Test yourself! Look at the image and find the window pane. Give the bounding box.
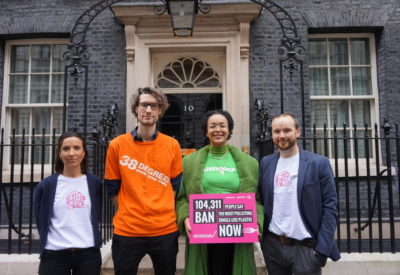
[331,130,352,158]
[329,100,349,126]
[9,75,28,103]
[309,39,327,65]
[351,38,370,65]
[331,67,350,95]
[10,46,29,73]
[351,100,371,127]
[310,68,328,95]
[183,58,193,80]
[30,75,49,103]
[352,68,372,95]
[158,78,179,88]
[311,101,328,127]
[354,130,373,158]
[197,78,219,88]
[51,74,63,103]
[11,108,30,134]
[329,39,348,65]
[196,68,214,83]
[11,137,29,165]
[31,45,50,73]
[172,61,184,81]
[163,68,181,84]
[52,44,67,72]
[311,129,329,157]
[33,137,50,164]
[32,108,50,134]
[53,108,63,134]
[193,60,205,79]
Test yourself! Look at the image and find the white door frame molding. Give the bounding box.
[111,2,261,150]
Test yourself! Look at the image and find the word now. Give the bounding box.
[218,224,243,237]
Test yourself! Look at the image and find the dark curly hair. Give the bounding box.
[55,132,88,174]
[202,110,234,141]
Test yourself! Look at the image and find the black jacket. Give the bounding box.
[34,173,102,257]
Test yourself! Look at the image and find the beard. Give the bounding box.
[274,138,297,151]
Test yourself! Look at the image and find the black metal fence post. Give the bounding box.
[396,123,400,230]
[333,124,341,251]
[343,123,351,252]
[17,129,26,253]
[8,129,15,254]
[28,129,36,254]
[364,124,373,252]
[354,124,362,252]
[383,118,395,252]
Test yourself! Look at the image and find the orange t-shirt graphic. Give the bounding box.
[105,132,182,237]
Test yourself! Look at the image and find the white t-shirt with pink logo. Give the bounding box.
[269,153,312,240]
[45,175,94,250]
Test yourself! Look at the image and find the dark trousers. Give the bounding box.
[112,231,179,275]
[207,243,235,275]
[261,234,322,275]
[38,247,101,275]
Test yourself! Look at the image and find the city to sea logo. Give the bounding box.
[119,155,170,187]
[66,191,88,209]
[275,171,292,187]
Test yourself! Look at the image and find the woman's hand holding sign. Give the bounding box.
[184,217,191,237]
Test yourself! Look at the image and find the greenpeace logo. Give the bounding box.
[119,155,169,186]
[203,167,236,175]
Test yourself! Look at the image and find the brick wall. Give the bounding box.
[65,7,127,135]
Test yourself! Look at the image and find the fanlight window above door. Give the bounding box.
[156,57,221,89]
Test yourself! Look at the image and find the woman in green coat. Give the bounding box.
[176,110,264,275]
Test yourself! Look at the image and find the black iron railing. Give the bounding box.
[257,117,400,253]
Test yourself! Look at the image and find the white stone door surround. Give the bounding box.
[111,1,261,150]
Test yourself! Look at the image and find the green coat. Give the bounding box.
[176,145,264,275]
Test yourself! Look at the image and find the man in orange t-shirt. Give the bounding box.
[104,87,182,275]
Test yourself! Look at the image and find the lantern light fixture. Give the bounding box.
[155,0,211,37]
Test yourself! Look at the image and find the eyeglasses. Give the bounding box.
[138,102,160,110]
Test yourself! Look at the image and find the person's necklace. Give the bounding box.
[209,152,228,160]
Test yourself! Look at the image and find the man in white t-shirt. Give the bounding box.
[259,113,340,275]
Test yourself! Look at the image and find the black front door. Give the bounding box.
[159,93,222,149]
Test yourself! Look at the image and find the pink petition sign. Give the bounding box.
[189,193,258,244]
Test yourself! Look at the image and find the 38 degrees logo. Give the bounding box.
[119,155,170,187]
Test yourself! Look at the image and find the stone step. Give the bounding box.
[101,237,266,275]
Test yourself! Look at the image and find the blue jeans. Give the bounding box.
[38,247,101,275]
[112,231,179,275]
